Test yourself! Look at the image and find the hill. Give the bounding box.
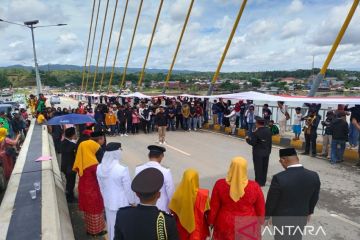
[0,65,359,90]
[0,64,196,74]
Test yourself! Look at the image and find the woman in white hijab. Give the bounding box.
[96,142,135,240]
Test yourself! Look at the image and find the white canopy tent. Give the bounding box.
[67,91,360,105]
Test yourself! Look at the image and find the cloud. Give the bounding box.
[0,7,8,31]
[55,33,83,54]
[248,19,276,37]
[308,3,360,46]
[281,18,304,39]
[9,49,33,61]
[6,0,68,24]
[1,0,360,71]
[287,0,304,13]
[9,40,24,48]
[214,15,232,30]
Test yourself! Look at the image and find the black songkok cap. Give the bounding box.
[64,127,76,137]
[148,145,166,154]
[131,168,164,194]
[279,148,297,157]
[255,116,265,125]
[106,142,121,151]
[91,131,105,138]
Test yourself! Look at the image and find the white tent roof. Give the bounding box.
[69,91,360,104]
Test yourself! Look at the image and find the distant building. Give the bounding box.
[125,81,132,88]
[279,77,297,85]
[156,81,181,89]
[330,80,345,87]
[348,76,358,81]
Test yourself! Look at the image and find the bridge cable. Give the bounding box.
[308,0,360,97]
[99,0,119,92]
[108,0,130,93]
[85,0,102,92]
[91,0,111,92]
[137,0,164,88]
[207,0,248,95]
[162,0,194,94]
[81,0,96,91]
[120,0,144,90]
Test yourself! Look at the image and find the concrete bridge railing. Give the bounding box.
[0,120,74,240]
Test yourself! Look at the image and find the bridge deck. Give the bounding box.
[67,130,360,239]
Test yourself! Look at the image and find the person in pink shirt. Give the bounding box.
[131,108,141,134]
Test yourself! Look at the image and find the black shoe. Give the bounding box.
[87,230,107,237]
[301,152,309,155]
[355,162,360,167]
[66,195,78,203]
[311,154,317,157]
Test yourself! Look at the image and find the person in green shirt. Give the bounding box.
[269,120,280,135]
[0,112,10,133]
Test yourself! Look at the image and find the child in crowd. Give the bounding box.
[105,108,117,136]
[131,108,141,134]
[37,111,46,125]
[293,107,303,140]
[269,120,279,135]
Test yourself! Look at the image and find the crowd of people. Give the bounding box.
[1,92,359,240]
[63,125,320,240]
[0,105,30,188]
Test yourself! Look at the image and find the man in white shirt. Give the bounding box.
[134,145,175,212]
[277,101,288,135]
[97,142,135,240]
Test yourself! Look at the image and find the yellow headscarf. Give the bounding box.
[226,157,249,202]
[169,169,210,233]
[0,128,8,142]
[73,140,101,176]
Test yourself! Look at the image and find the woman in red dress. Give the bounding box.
[169,169,210,240]
[0,128,20,181]
[208,157,265,240]
[73,138,106,236]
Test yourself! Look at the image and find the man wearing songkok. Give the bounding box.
[114,168,179,240]
[90,131,105,162]
[135,145,175,212]
[97,142,135,240]
[245,116,272,186]
[266,148,321,240]
[60,127,77,202]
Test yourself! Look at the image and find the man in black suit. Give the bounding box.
[114,168,179,240]
[61,127,77,202]
[246,116,272,186]
[265,148,321,240]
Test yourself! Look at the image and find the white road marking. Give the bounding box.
[165,143,191,156]
[330,214,360,228]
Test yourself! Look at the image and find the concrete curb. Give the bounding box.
[203,123,359,163]
[41,126,75,240]
[0,121,75,240]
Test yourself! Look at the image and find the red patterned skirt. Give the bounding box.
[84,212,106,235]
[0,151,14,181]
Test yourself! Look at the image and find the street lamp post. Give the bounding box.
[0,19,66,95]
[24,21,42,94]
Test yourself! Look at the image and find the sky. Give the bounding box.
[0,0,359,72]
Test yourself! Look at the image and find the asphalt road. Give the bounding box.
[59,97,360,240]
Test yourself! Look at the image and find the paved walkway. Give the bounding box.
[59,97,360,239]
[68,130,360,239]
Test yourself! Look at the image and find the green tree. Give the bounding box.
[250,79,261,87]
[0,72,11,88]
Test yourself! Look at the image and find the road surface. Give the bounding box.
[59,97,360,240]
